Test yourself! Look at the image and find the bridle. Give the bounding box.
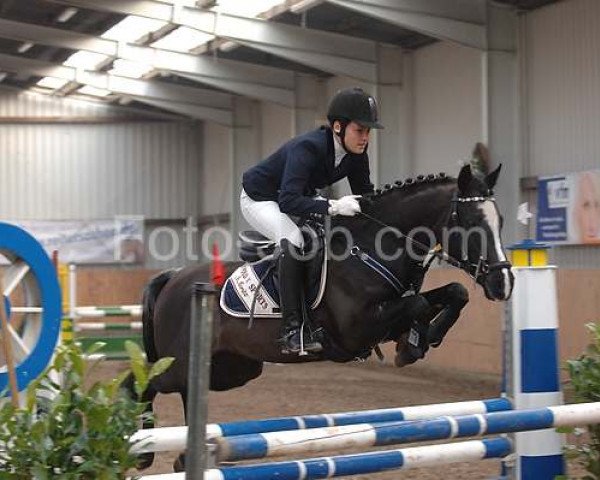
[357,191,511,285]
[448,193,512,283]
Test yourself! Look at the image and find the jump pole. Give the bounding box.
[208,402,600,463]
[136,437,513,480]
[130,397,512,455]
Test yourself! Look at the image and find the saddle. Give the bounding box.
[220,223,327,319]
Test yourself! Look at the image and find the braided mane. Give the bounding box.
[367,172,455,200]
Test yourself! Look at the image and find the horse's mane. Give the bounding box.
[366,172,456,201]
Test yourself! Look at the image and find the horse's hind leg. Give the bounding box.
[171,352,263,472]
[172,389,188,473]
[421,282,469,348]
[210,351,264,391]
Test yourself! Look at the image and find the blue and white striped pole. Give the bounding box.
[213,403,600,462]
[135,437,513,480]
[210,397,511,438]
[130,397,512,454]
[507,241,564,478]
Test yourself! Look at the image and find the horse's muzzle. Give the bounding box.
[483,266,514,301]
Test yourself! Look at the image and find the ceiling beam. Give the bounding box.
[173,72,293,108]
[0,53,233,124]
[129,96,232,124]
[0,83,186,121]
[0,18,295,106]
[326,0,487,50]
[0,17,117,55]
[50,0,378,82]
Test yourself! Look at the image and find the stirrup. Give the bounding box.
[279,327,322,355]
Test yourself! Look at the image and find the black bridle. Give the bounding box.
[448,193,512,283]
[358,192,511,285]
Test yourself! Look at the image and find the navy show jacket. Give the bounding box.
[242,126,374,216]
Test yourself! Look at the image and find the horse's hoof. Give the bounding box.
[394,350,418,367]
[135,453,155,470]
[394,334,423,367]
[173,453,185,472]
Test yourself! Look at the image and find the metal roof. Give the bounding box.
[0,0,560,119]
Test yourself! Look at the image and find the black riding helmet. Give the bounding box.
[327,87,384,130]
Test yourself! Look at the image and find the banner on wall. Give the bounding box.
[536,170,600,245]
[3,217,145,264]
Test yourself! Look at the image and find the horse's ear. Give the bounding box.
[485,163,502,190]
[457,164,473,193]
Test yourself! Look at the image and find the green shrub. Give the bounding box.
[559,322,600,479]
[0,341,173,479]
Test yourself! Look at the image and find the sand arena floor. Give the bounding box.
[94,359,512,479]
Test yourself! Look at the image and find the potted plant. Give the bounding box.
[0,341,173,479]
[558,322,600,479]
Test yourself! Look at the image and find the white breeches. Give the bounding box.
[240,189,304,248]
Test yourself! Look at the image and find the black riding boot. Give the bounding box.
[278,239,322,355]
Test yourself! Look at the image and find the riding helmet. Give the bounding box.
[327,87,384,129]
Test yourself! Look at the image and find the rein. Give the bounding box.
[356,192,510,284]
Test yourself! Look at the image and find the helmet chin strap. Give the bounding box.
[334,121,350,153]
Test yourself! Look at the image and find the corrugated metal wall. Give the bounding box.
[412,41,483,176]
[524,0,600,177]
[0,89,202,220]
[524,0,600,267]
[202,122,232,216]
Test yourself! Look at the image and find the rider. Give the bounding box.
[240,87,384,354]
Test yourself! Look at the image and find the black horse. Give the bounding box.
[130,164,514,470]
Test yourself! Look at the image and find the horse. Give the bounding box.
[129,164,514,470]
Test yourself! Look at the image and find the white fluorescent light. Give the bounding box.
[78,85,112,97]
[214,0,284,17]
[17,42,34,53]
[290,0,323,14]
[64,51,109,70]
[151,26,214,52]
[109,59,154,79]
[0,72,7,82]
[56,7,78,23]
[37,77,69,89]
[102,15,168,43]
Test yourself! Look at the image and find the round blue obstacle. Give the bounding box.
[0,222,61,394]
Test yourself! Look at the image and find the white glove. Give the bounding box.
[328,195,362,216]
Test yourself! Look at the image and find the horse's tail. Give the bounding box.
[142,269,177,363]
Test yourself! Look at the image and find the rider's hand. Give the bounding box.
[328,195,362,216]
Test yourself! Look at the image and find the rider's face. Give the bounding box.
[335,121,371,154]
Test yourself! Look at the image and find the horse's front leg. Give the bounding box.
[421,282,469,348]
[375,295,437,367]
